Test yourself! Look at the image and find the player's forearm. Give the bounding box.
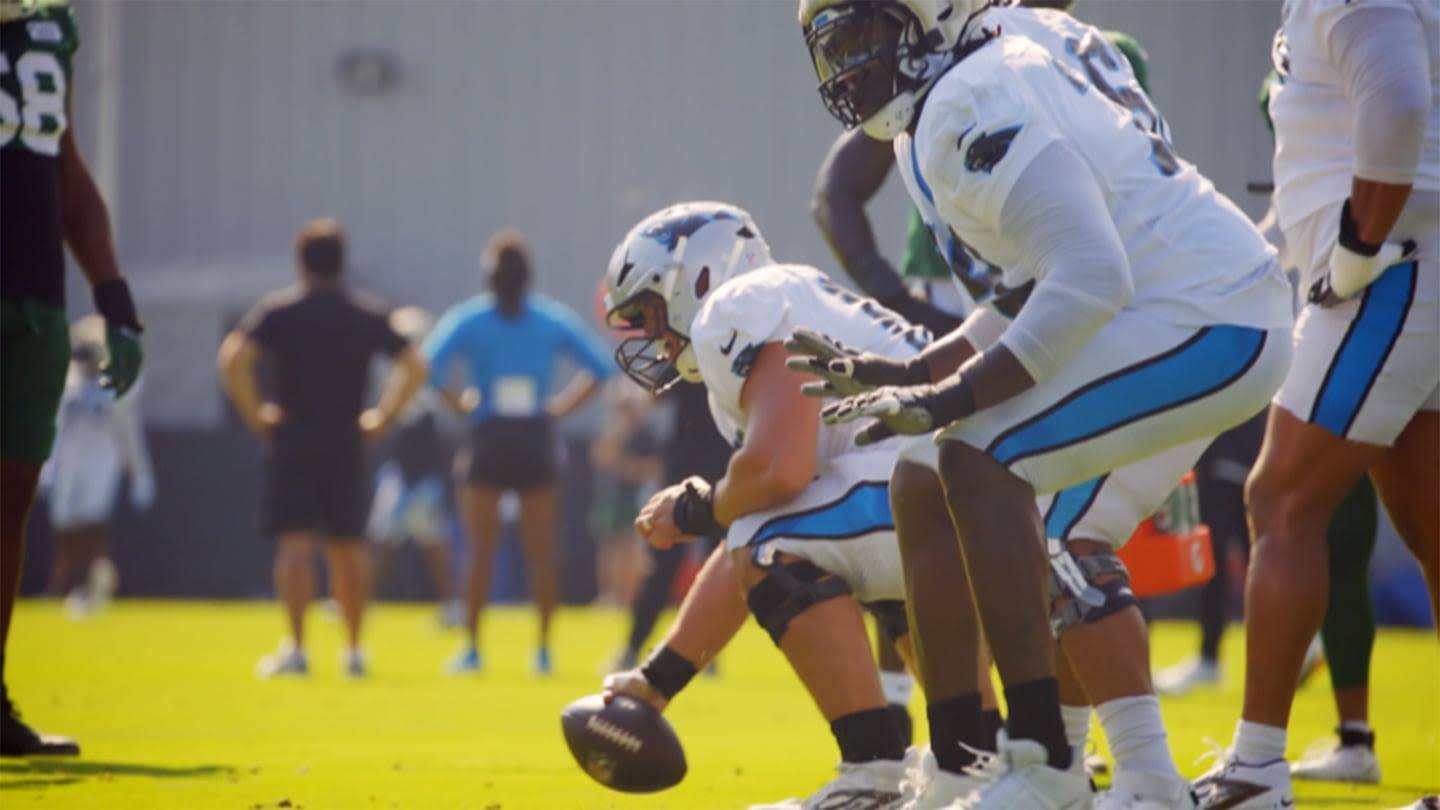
[1349,179,1415,247]
[917,327,981,381]
[59,131,122,287]
[217,334,265,432]
[711,445,810,526]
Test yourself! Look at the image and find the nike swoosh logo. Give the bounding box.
[719,331,738,356]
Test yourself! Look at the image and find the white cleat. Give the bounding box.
[747,758,906,810]
[1192,750,1292,810]
[963,733,1093,810]
[1153,657,1221,697]
[1290,736,1380,784]
[255,643,309,679]
[1095,770,1196,810]
[897,744,998,810]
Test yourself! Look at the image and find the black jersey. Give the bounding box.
[0,3,79,306]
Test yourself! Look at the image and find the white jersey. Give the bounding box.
[1270,0,1440,232]
[688,263,928,469]
[48,370,137,478]
[896,10,1292,332]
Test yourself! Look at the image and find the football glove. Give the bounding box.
[821,375,977,447]
[1308,199,1418,307]
[93,279,144,397]
[671,476,725,538]
[784,327,929,399]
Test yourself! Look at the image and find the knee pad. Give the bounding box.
[862,599,910,644]
[1048,544,1137,638]
[745,557,852,645]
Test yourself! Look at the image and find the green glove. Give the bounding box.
[93,278,144,398]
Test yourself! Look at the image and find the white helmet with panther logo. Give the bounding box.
[799,0,993,140]
[603,201,773,393]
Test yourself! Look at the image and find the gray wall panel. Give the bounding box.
[65,0,1282,427]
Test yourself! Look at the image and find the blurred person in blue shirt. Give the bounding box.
[425,229,613,676]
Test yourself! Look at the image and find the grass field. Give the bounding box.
[0,599,1435,810]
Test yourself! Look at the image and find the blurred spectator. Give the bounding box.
[42,316,155,619]
[587,380,662,609]
[218,218,426,679]
[1,0,145,757]
[365,306,461,627]
[424,229,613,676]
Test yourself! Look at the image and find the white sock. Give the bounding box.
[880,671,916,707]
[1061,704,1092,750]
[1097,695,1180,777]
[1233,719,1287,764]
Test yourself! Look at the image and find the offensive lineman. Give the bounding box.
[795,1,1293,808]
[1,0,145,756]
[603,200,934,809]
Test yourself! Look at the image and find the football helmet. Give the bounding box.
[603,201,773,394]
[799,0,991,140]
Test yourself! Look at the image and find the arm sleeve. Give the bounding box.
[1330,4,1431,186]
[995,140,1133,384]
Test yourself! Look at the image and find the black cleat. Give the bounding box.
[1,699,80,757]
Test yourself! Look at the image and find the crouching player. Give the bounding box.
[600,201,938,809]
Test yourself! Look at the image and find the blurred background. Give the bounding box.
[22,0,1427,627]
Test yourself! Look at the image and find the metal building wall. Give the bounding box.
[66,0,1283,427]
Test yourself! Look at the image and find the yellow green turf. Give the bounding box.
[1,600,1436,809]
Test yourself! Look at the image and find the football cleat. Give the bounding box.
[533,647,553,677]
[0,698,79,757]
[965,733,1093,810]
[447,646,481,675]
[1096,769,1197,810]
[342,648,368,679]
[1290,728,1379,784]
[749,758,906,810]
[1154,657,1221,696]
[255,643,308,679]
[897,744,998,809]
[1192,749,1292,810]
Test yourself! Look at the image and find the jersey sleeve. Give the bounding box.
[915,66,1064,236]
[421,304,470,388]
[689,282,790,416]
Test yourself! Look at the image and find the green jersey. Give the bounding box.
[1,0,79,305]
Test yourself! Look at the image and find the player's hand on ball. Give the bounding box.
[602,668,670,713]
[784,327,926,398]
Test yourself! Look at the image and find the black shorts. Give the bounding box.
[458,416,556,492]
[263,429,370,539]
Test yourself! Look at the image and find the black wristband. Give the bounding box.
[672,478,726,538]
[640,645,699,700]
[93,278,144,332]
[1337,199,1381,257]
[929,375,978,424]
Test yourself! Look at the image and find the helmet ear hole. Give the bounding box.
[694,267,711,299]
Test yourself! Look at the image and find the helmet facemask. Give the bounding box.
[606,290,688,395]
[805,1,943,139]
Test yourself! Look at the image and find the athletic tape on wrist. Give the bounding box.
[673,478,725,538]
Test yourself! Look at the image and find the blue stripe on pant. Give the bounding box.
[1044,476,1106,542]
[987,325,1268,467]
[748,481,893,545]
[1310,261,1418,438]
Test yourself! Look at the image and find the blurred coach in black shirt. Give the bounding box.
[218,218,426,679]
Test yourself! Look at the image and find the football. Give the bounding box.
[560,693,687,793]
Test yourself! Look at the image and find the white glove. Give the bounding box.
[1308,200,1418,306]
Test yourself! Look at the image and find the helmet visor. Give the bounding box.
[805,2,908,128]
